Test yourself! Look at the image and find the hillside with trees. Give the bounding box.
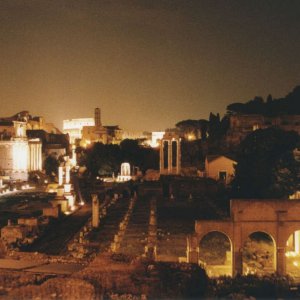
[227,85,300,116]
[231,128,300,198]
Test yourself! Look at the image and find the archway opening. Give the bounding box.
[199,231,232,277]
[242,231,276,275]
[286,230,300,278]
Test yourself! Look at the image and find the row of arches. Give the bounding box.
[199,230,300,278]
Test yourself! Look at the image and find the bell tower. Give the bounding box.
[95,107,101,127]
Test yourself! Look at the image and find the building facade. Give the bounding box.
[80,108,122,146]
[63,118,95,144]
[204,155,236,184]
[226,113,300,146]
[0,119,42,181]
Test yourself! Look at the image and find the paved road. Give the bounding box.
[24,204,91,255]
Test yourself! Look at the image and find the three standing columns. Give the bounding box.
[159,138,181,175]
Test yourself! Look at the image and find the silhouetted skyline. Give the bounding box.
[0,0,299,131]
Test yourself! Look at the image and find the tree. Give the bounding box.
[139,147,159,172]
[181,140,203,167]
[120,139,141,165]
[44,154,59,178]
[226,85,300,116]
[266,94,273,103]
[231,128,300,198]
[85,142,121,176]
[83,140,158,177]
[176,119,200,140]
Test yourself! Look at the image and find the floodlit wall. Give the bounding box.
[205,156,236,183]
[189,199,300,276]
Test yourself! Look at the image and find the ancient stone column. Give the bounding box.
[92,194,100,228]
[159,139,164,173]
[168,140,172,174]
[176,139,181,175]
[32,144,35,170]
[65,165,70,184]
[58,166,63,186]
[186,235,199,264]
[276,247,286,275]
[232,224,243,276]
[38,143,42,170]
[233,248,243,276]
[29,144,33,171]
[71,145,76,166]
[32,144,36,170]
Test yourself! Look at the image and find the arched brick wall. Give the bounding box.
[187,199,300,277]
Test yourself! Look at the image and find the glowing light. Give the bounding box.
[285,251,298,257]
[20,184,33,190]
[149,131,165,148]
[187,134,195,141]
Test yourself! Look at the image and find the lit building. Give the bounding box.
[122,131,148,140]
[26,129,69,158]
[6,110,61,134]
[63,118,95,144]
[226,113,300,146]
[0,118,42,181]
[80,108,122,146]
[121,131,165,147]
[203,155,237,184]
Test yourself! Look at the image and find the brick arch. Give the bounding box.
[243,230,276,245]
[198,230,233,251]
[198,230,233,277]
[282,224,300,245]
[195,221,234,245]
[241,230,277,274]
[188,199,300,277]
[241,227,278,248]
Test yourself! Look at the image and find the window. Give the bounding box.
[219,171,227,181]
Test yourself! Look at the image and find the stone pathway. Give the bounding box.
[117,195,151,257]
[91,196,131,253]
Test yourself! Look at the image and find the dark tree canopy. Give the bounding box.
[83,140,158,177]
[231,128,300,198]
[85,143,121,176]
[176,119,208,140]
[227,86,300,116]
[181,139,203,167]
[44,154,59,177]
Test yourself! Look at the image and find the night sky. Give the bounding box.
[0,0,299,131]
